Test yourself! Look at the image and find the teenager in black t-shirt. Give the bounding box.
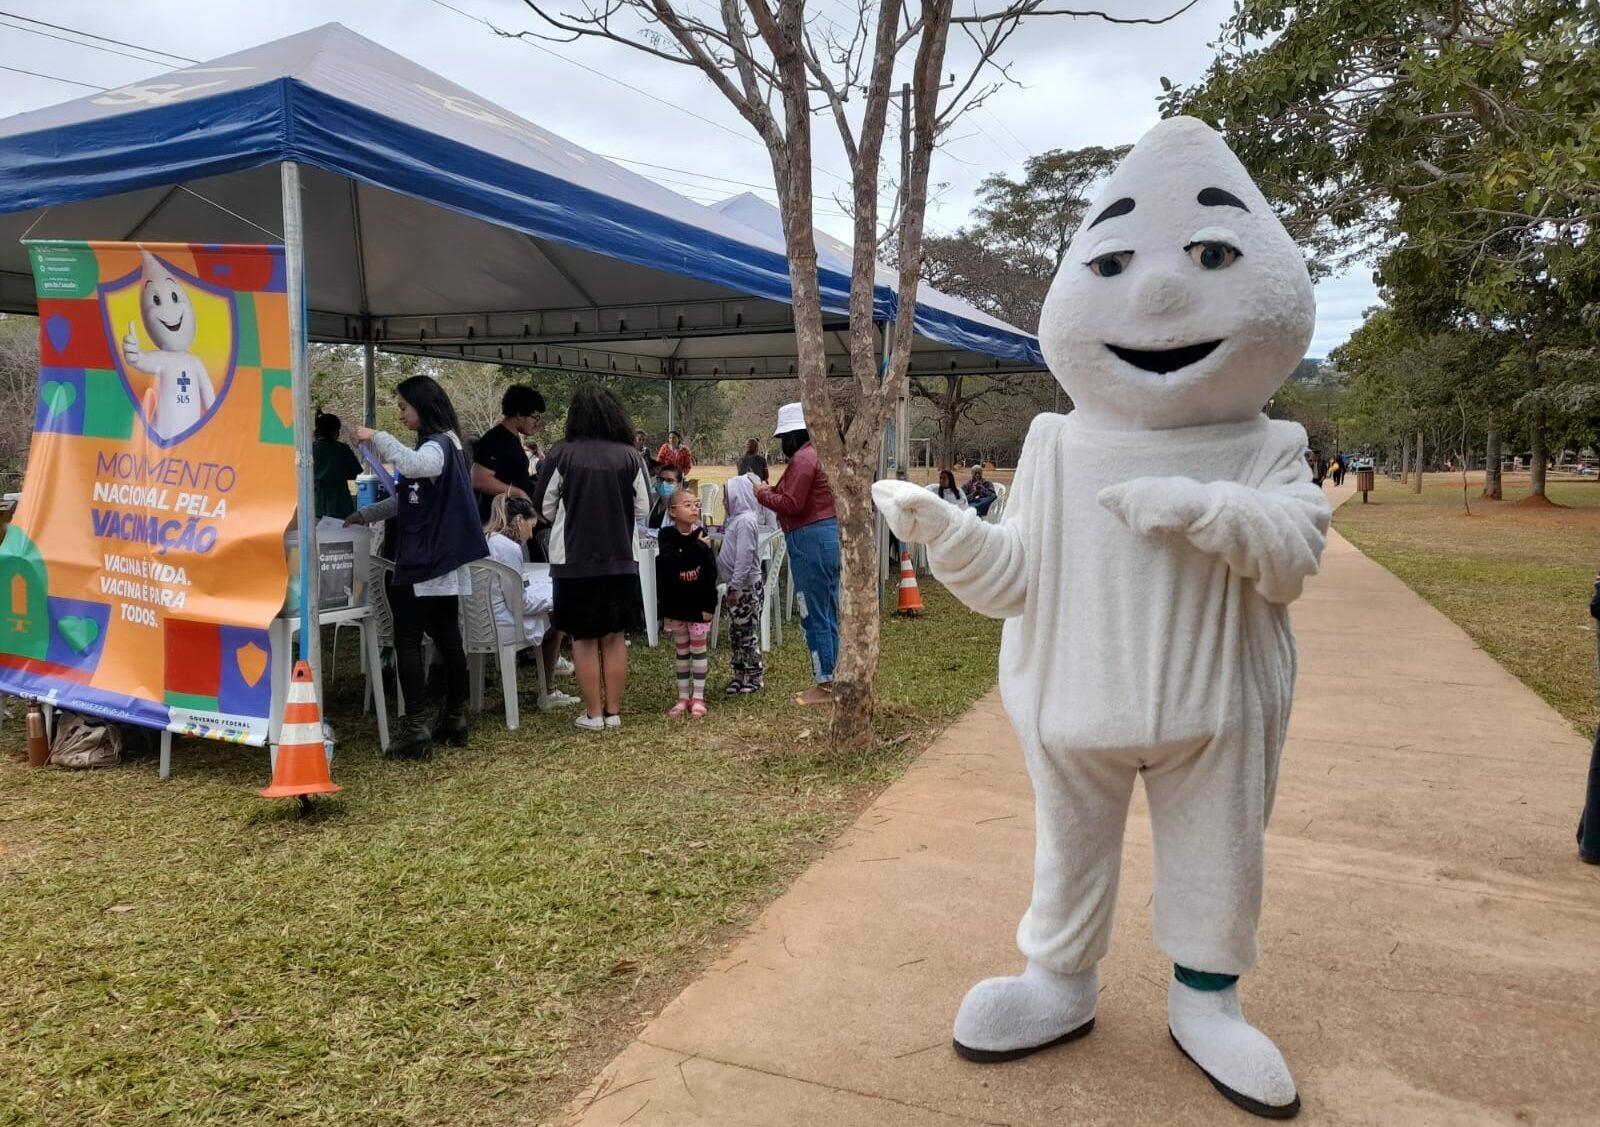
[472,384,545,522]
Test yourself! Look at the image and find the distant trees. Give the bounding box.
[0,316,39,490]
[911,145,1126,468]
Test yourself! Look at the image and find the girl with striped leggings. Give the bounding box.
[654,489,719,718]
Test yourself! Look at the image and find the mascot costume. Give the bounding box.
[873,117,1331,1119]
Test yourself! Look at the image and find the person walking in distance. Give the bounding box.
[737,438,769,482]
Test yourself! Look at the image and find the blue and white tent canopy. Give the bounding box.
[0,23,1042,379]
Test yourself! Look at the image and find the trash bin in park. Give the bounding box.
[1356,467,1375,501]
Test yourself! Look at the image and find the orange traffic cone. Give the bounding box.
[260,660,342,800]
[895,548,924,615]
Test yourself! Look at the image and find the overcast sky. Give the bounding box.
[0,0,1379,355]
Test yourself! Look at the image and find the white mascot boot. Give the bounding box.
[1169,978,1299,1118]
[874,115,1327,1121]
[952,963,1098,1063]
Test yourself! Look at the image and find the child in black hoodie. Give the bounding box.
[655,488,720,717]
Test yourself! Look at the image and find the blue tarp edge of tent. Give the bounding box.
[0,75,1043,366]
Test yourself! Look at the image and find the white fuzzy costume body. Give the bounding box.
[874,117,1331,1116]
[928,410,1325,974]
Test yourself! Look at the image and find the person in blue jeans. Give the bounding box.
[964,464,998,517]
[755,403,839,706]
[1579,575,1600,864]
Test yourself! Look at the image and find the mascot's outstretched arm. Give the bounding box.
[873,414,1059,620]
[1097,427,1330,604]
[872,483,1028,618]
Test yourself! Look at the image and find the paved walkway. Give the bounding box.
[554,484,1600,1127]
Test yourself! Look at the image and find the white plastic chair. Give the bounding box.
[984,483,1009,525]
[759,533,786,652]
[785,545,797,624]
[460,558,543,732]
[360,556,400,714]
[709,581,729,650]
[698,481,722,526]
[333,548,384,689]
[633,534,660,647]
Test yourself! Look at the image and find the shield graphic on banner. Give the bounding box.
[99,249,239,450]
[235,641,268,689]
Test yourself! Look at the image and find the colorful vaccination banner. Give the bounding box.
[0,241,296,745]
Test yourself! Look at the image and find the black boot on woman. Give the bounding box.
[431,699,470,747]
[385,719,434,762]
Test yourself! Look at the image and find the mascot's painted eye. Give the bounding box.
[170,290,181,304]
[1185,241,1241,270]
[152,293,162,306]
[1088,251,1133,277]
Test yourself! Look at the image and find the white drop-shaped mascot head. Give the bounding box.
[1038,116,1315,431]
[138,250,198,352]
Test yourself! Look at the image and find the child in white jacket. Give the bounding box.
[717,474,765,692]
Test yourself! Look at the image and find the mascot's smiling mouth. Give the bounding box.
[159,316,184,334]
[1106,340,1222,374]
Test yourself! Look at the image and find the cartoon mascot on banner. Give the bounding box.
[122,250,217,442]
[874,117,1331,1119]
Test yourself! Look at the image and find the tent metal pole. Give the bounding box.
[878,320,892,585]
[667,376,675,435]
[282,161,320,686]
[895,379,910,481]
[363,340,376,428]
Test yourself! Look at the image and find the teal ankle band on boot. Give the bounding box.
[1174,965,1238,992]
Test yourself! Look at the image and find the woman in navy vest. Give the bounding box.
[349,376,488,761]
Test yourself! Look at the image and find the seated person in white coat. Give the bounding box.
[931,468,970,509]
[484,494,578,712]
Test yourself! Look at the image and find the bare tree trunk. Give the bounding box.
[939,405,958,471]
[936,375,963,468]
[1400,435,1411,481]
[1483,427,1502,499]
[1413,430,1424,493]
[1529,411,1547,498]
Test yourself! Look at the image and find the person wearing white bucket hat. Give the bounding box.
[756,402,839,706]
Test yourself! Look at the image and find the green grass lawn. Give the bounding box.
[1335,471,1600,736]
[0,584,1000,1126]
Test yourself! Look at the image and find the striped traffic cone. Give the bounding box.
[260,660,342,800]
[895,548,924,615]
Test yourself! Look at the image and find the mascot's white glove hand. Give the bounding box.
[872,480,956,545]
[1097,476,1209,535]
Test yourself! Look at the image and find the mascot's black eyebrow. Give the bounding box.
[1087,197,1135,228]
[1198,187,1249,211]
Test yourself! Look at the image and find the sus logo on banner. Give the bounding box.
[0,241,296,745]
